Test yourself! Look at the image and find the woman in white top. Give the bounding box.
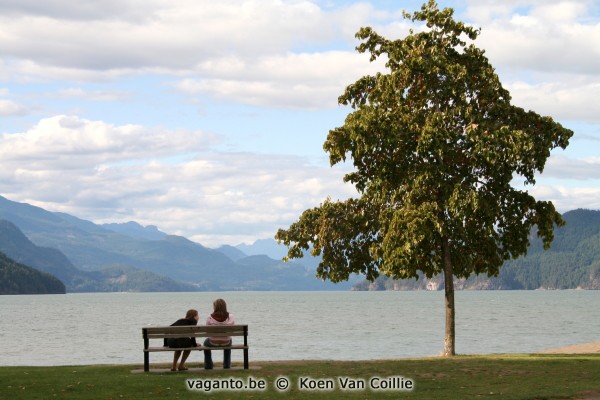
[203,298,235,369]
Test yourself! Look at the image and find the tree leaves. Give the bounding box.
[276,0,573,285]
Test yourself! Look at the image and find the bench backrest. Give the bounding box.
[143,324,248,340]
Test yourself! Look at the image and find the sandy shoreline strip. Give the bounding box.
[541,342,600,354]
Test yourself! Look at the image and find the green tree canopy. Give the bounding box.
[275,0,573,356]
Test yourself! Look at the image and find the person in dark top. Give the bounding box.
[166,309,199,371]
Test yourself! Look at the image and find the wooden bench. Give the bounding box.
[142,324,249,372]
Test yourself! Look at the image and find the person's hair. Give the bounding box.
[185,309,198,320]
[213,298,229,319]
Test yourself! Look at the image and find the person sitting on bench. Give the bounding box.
[166,309,199,371]
[203,299,235,369]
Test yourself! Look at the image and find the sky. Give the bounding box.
[0,0,599,247]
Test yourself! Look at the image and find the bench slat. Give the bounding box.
[145,345,248,352]
[145,329,247,335]
[144,325,247,334]
[147,332,244,339]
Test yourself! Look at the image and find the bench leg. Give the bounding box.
[243,348,249,369]
[144,352,149,372]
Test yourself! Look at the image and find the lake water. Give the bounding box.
[0,290,598,366]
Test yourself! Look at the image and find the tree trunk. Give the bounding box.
[441,235,456,356]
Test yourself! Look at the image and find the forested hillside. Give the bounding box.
[0,251,66,294]
[354,209,600,290]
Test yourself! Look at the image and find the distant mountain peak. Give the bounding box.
[235,238,288,259]
[101,221,167,241]
[215,245,247,262]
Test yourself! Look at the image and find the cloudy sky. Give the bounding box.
[1,0,598,247]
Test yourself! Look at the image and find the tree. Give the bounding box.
[275,0,573,356]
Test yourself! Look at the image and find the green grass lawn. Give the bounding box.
[2,354,599,399]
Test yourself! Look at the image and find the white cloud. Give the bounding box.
[507,79,600,122]
[530,185,600,212]
[464,0,596,21]
[0,0,164,21]
[0,115,356,246]
[458,1,600,131]
[0,99,28,116]
[0,1,341,72]
[0,0,385,102]
[541,155,600,180]
[470,2,600,75]
[57,88,130,101]
[8,0,596,114]
[0,115,217,166]
[176,51,385,109]
[530,2,589,22]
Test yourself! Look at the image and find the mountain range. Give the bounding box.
[0,219,205,293]
[0,195,352,293]
[1,194,597,294]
